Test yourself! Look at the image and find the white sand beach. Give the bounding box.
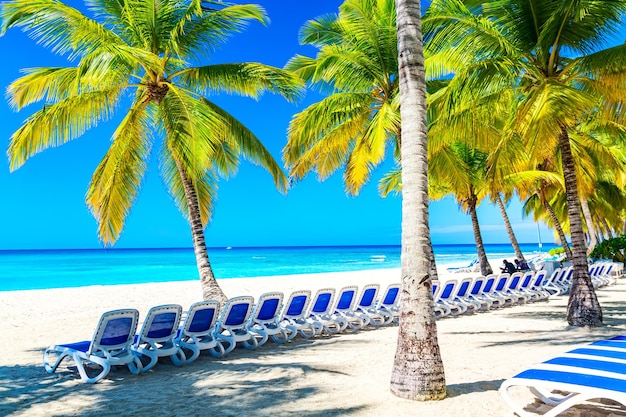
[2,266,626,417]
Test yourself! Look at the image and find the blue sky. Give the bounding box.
[0,1,552,250]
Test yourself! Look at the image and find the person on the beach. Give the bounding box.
[501,259,517,274]
[515,259,530,271]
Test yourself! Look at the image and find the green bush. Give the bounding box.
[590,235,626,262]
[549,247,565,257]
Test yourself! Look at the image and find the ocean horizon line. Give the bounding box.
[0,241,554,254]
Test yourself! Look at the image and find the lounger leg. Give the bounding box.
[73,352,111,384]
[43,346,70,374]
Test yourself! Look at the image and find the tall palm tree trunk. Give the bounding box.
[580,198,598,255]
[390,0,446,401]
[175,159,228,303]
[469,195,493,276]
[496,193,525,261]
[559,128,602,326]
[601,217,613,239]
[540,187,573,260]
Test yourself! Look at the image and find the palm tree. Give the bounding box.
[424,0,626,326]
[283,0,400,196]
[429,143,494,276]
[390,0,446,401]
[1,0,303,302]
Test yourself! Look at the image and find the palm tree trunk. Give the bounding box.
[496,193,524,261]
[175,158,228,304]
[540,191,573,260]
[390,0,446,401]
[601,217,613,239]
[469,195,493,276]
[559,128,602,327]
[580,198,597,255]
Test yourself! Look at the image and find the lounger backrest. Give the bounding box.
[357,284,379,308]
[532,270,547,289]
[469,277,485,296]
[560,267,573,281]
[554,268,568,284]
[90,308,139,354]
[507,272,523,291]
[482,274,497,294]
[252,292,284,324]
[432,281,441,300]
[310,288,336,315]
[519,271,534,290]
[547,268,562,285]
[439,280,457,300]
[495,274,511,291]
[380,284,401,308]
[138,304,183,343]
[183,300,220,335]
[220,296,254,329]
[334,286,359,312]
[282,290,312,319]
[455,277,473,298]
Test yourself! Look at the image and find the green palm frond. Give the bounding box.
[174,63,304,102]
[86,102,153,244]
[159,85,225,182]
[7,67,81,110]
[0,0,161,71]
[201,98,289,193]
[378,164,401,197]
[7,88,121,171]
[165,2,267,60]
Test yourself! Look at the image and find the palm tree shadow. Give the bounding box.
[1,336,367,416]
[446,379,505,398]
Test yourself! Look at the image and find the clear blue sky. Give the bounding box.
[0,1,552,250]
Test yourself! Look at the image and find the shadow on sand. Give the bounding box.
[2,336,367,416]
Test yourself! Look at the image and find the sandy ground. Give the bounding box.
[1,266,626,417]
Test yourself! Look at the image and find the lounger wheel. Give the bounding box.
[241,337,258,350]
[208,342,225,358]
[270,330,289,344]
[298,327,315,339]
[169,349,186,367]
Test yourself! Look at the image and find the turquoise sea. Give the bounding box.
[0,243,556,292]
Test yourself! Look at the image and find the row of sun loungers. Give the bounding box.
[433,262,619,318]
[43,283,402,383]
[43,262,621,384]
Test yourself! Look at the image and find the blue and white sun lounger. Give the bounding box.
[279,290,316,339]
[500,337,626,416]
[215,296,258,354]
[132,304,185,372]
[332,285,366,331]
[354,284,386,327]
[248,292,290,346]
[175,300,224,364]
[375,283,401,325]
[43,308,142,383]
[307,288,344,335]
[446,258,479,273]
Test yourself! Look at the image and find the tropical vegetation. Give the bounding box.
[0,0,303,302]
[590,235,626,263]
[423,0,626,326]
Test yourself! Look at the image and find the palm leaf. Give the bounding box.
[86,102,153,244]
